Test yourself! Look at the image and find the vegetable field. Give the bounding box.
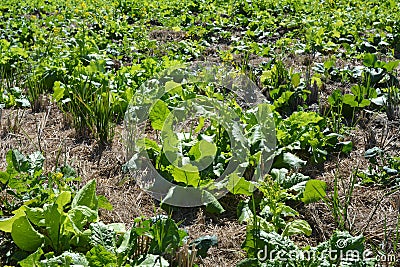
[1,0,400,266]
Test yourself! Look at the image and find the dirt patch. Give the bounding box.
[149,29,187,43]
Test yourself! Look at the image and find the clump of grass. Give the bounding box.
[321,168,357,231]
[386,86,400,121]
[92,88,115,147]
[63,74,96,139]
[57,74,116,147]
[26,77,48,113]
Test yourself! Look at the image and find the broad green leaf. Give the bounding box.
[149,99,170,130]
[280,205,299,217]
[52,81,65,102]
[25,207,45,227]
[358,98,370,107]
[70,228,92,249]
[316,231,374,266]
[328,89,343,106]
[227,174,255,196]
[55,191,72,211]
[270,168,289,181]
[90,222,116,253]
[291,73,301,87]
[6,149,14,167]
[11,216,44,251]
[149,217,184,254]
[231,121,249,149]
[274,91,293,105]
[248,125,264,147]
[72,179,98,211]
[237,201,253,223]
[371,96,386,106]
[87,59,106,73]
[43,203,64,250]
[339,141,353,154]
[202,190,225,214]
[364,147,383,159]
[171,164,200,187]
[328,231,365,252]
[241,226,275,258]
[301,179,327,204]
[16,98,30,108]
[273,152,306,169]
[138,137,161,152]
[345,88,359,101]
[116,230,133,255]
[189,235,218,258]
[161,125,180,164]
[40,251,89,266]
[195,116,205,133]
[342,94,358,107]
[282,219,312,237]
[241,226,260,258]
[323,59,335,70]
[60,164,77,178]
[312,76,323,88]
[367,87,378,99]
[363,53,377,67]
[383,60,400,72]
[107,223,126,234]
[258,217,275,232]
[165,80,181,92]
[28,151,45,173]
[277,171,310,189]
[11,149,29,173]
[205,199,225,214]
[98,195,113,211]
[383,166,398,175]
[0,205,27,232]
[188,140,217,161]
[287,111,323,126]
[0,171,10,184]
[18,248,43,267]
[68,205,98,231]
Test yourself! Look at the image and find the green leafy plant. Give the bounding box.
[0,149,214,266]
[357,147,400,186]
[261,60,309,115]
[326,89,346,134]
[238,168,331,264]
[127,74,276,212]
[0,179,100,254]
[274,110,351,165]
[239,176,311,256]
[239,230,375,266]
[2,0,400,266]
[0,149,81,213]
